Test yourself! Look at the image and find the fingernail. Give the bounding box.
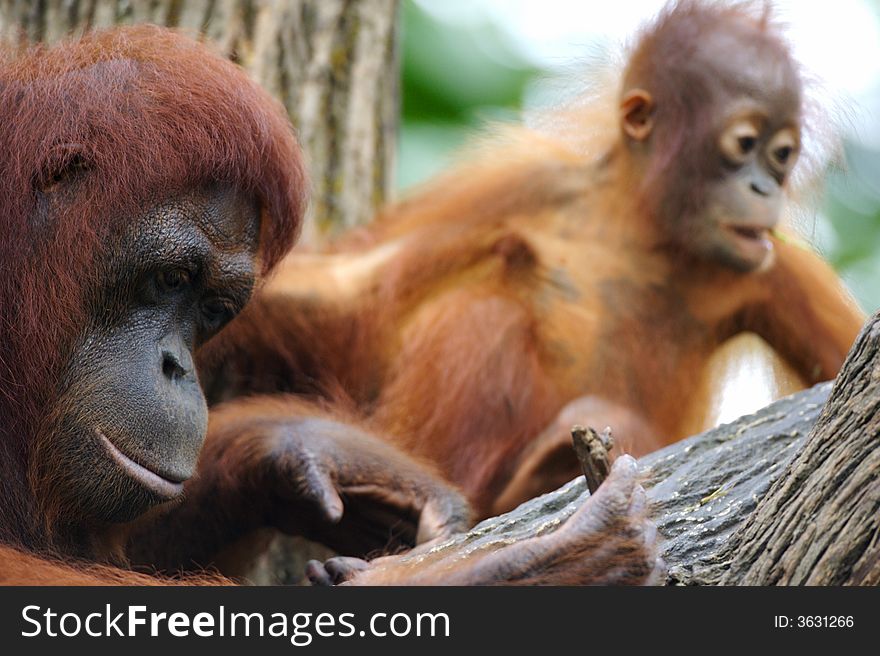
[615,454,638,472]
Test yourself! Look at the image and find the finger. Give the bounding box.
[561,454,640,536]
[325,556,370,584]
[608,453,639,482]
[628,483,648,517]
[416,499,447,544]
[416,495,471,543]
[646,556,667,586]
[305,560,335,586]
[642,516,657,547]
[591,454,640,511]
[299,463,344,524]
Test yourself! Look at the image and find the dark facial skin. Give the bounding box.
[621,22,802,272]
[693,28,801,272]
[46,185,260,524]
[699,94,799,272]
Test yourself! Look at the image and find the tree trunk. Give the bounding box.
[391,315,880,585]
[712,318,880,585]
[0,0,400,243]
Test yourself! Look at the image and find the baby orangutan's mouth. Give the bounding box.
[727,224,769,241]
[721,222,774,258]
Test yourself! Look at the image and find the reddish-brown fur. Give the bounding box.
[201,0,865,521]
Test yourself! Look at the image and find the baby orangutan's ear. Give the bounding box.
[620,89,655,142]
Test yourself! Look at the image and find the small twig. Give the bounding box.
[571,425,615,494]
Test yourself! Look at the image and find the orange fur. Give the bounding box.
[0,545,228,585]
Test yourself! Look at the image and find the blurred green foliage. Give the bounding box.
[398,0,538,189]
[398,0,880,312]
[823,144,880,311]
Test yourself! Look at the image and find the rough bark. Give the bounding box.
[0,0,400,242]
[713,318,880,585]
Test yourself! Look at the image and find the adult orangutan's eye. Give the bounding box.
[157,269,191,293]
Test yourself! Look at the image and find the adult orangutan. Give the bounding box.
[201,0,865,528]
[0,26,659,586]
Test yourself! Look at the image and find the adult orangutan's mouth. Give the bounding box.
[95,429,185,500]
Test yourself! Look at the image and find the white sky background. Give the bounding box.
[416,0,880,146]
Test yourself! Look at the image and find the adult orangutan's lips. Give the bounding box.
[95,429,185,500]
